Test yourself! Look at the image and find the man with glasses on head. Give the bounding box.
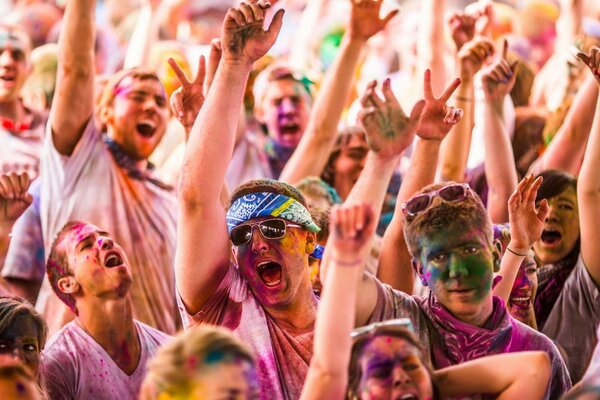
[16,0,180,335]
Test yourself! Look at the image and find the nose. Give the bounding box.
[0,49,15,66]
[393,365,412,387]
[544,204,559,224]
[448,256,469,279]
[11,346,24,362]
[99,236,114,250]
[250,226,269,254]
[280,98,296,114]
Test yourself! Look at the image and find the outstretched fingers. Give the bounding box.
[439,77,462,102]
[266,9,285,42]
[168,57,191,86]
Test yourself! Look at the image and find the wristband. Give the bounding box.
[506,247,527,257]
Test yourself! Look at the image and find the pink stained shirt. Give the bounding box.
[42,320,171,400]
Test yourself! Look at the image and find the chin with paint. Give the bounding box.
[140,325,259,400]
[40,221,171,400]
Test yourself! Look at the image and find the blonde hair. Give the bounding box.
[141,325,255,399]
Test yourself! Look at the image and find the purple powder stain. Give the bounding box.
[16,382,25,394]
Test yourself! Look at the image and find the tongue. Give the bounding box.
[541,230,561,244]
[260,263,282,285]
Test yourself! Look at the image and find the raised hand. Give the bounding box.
[481,40,518,102]
[0,172,33,223]
[457,36,494,79]
[204,39,222,96]
[221,0,284,65]
[357,79,425,159]
[347,0,399,41]
[168,55,206,130]
[448,11,476,51]
[416,69,463,141]
[508,174,549,254]
[328,202,376,264]
[577,46,600,84]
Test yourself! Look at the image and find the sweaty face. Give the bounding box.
[357,335,433,400]
[533,186,580,265]
[233,217,312,309]
[0,315,40,378]
[59,223,132,301]
[105,77,169,161]
[0,35,30,102]
[332,135,369,200]
[189,356,259,400]
[418,227,495,324]
[258,79,310,149]
[508,253,538,326]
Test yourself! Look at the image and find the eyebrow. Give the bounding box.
[557,197,575,204]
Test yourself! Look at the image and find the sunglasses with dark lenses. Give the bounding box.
[401,183,471,217]
[229,219,302,247]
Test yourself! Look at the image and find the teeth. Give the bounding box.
[512,297,530,302]
[264,279,281,287]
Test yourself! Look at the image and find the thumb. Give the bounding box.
[409,99,426,122]
[266,9,285,42]
[381,9,400,27]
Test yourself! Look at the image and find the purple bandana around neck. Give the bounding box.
[422,293,512,368]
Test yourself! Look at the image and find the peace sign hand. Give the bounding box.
[358,79,425,160]
[416,70,463,141]
[481,40,518,103]
[168,55,206,130]
[577,46,600,85]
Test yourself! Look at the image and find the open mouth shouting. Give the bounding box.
[540,229,562,247]
[256,260,283,288]
[135,119,157,139]
[510,295,532,309]
[397,393,419,400]
[103,250,125,268]
[0,71,16,87]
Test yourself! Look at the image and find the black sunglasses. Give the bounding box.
[230,218,302,247]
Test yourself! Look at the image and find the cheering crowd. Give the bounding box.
[1,0,600,398]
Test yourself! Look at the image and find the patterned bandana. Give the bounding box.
[226,192,320,234]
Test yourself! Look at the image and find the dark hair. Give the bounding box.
[403,182,492,259]
[512,107,546,178]
[46,221,88,315]
[228,179,309,210]
[0,297,47,351]
[535,170,577,203]
[347,326,439,400]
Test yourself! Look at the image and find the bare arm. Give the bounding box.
[480,40,519,223]
[279,0,399,184]
[530,74,598,176]
[378,72,464,293]
[439,37,494,181]
[416,0,447,96]
[436,352,551,400]
[50,0,96,156]
[493,175,548,304]
[576,47,600,286]
[123,0,161,69]
[301,203,376,400]
[176,1,284,314]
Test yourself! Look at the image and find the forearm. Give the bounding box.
[124,4,160,69]
[439,79,473,181]
[288,0,328,71]
[579,98,600,196]
[51,0,96,153]
[179,61,251,208]
[493,244,526,304]
[280,36,365,183]
[482,99,518,223]
[378,139,441,292]
[417,0,447,95]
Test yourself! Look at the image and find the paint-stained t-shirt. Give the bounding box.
[582,325,600,386]
[42,320,170,400]
[178,267,395,400]
[542,254,600,383]
[0,107,45,179]
[37,119,179,334]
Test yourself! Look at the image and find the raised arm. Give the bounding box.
[436,352,551,400]
[300,203,376,400]
[529,74,599,176]
[50,0,96,155]
[123,0,161,69]
[493,175,548,304]
[168,56,206,140]
[279,0,398,184]
[576,47,600,286]
[439,36,494,181]
[0,172,32,270]
[416,0,447,96]
[480,40,519,223]
[176,1,284,314]
[377,71,463,293]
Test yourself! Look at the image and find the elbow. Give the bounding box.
[440,164,464,182]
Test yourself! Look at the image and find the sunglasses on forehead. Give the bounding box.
[351,318,414,339]
[229,218,302,247]
[401,183,472,218]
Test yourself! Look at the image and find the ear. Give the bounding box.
[412,258,428,287]
[98,104,113,126]
[305,232,316,254]
[57,276,80,295]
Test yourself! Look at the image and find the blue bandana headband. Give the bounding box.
[226,192,321,234]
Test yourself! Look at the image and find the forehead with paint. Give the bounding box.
[0,26,31,60]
